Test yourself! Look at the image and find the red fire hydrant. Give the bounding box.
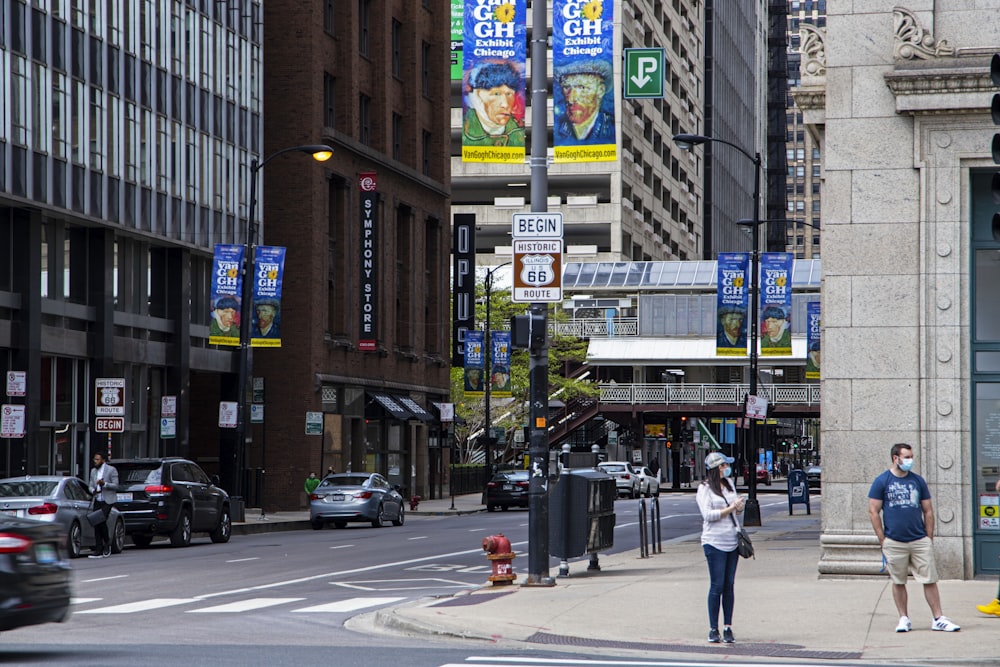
[409,495,421,511]
[482,533,516,586]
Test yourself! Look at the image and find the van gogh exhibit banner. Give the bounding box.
[552,0,616,163]
[759,253,794,357]
[806,301,821,379]
[210,244,244,347]
[464,330,485,397]
[491,331,512,398]
[461,0,527,163]
[250,246,285,348]
[716,253,749,357]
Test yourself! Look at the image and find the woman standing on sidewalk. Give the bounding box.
[696,451,746,643]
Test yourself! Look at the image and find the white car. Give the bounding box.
[597,461,640,498]
[632,465,659,497]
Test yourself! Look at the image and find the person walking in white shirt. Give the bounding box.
[87,452,119,558]
[696,451,746,643]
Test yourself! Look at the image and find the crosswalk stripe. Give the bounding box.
[291,596,405,613]
[188,597,305,613]
[71,598,102,605]
[77,598,194,614]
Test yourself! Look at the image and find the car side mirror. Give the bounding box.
[211,475,221,487]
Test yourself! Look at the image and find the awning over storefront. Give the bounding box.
[396,397,434,423]
[367,392,413,420]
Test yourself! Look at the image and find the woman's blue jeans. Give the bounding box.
[703,543,739,629]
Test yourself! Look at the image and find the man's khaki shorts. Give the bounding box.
[883,536,938,585]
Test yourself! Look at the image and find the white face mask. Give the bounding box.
[899,457,914,472]
[721,465,732,478]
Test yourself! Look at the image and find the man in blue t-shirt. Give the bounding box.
[868,443,959,633]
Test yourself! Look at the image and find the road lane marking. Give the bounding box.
[292,596,404,613]
[333,578,478,591]
[330,544,354,549]
[408,535,428,540]
[71,598,102,605]
[225,557,259,563]
[77,598,194,614]
[79,574,129,583]
[188,597,304,613]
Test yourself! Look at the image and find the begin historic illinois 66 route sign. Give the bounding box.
[512,238,562,302]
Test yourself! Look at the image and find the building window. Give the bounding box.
[391,20,401,78]
[392,113,402,161]
[324,0,335,35]
[422,130,431,177]
[323,73,336,129]
[422,41,431,97]
[359,94,371,146]
[358,0,370,57]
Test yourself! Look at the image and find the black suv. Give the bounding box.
[113,458,231,547]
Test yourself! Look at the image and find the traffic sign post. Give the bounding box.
[95,417,125,433]
[624,48,665,99]
[512,239,562,302]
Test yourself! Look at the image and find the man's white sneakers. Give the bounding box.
[931,616,960,632]
[895,616,912,633]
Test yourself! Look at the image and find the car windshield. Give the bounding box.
[600,464,626,473]
[493,472,528,483]
[116,465,162,484]
[319,475,370,488]
[0,480,58,497]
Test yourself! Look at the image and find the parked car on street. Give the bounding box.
[806,465,822,489]
[756,464,772,486]
[485,470,530,511]
[631,466,659,497]
[309,473,404,529]
[597,461,640,498]
[113,458,231,547]
[0,476,125,558]
[0,515,72,632]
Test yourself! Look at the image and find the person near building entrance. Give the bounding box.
[304,472,320,495]
[868,443,960,632]
[696,451,746,643]
[87,452,119,558]
[976,478,1000,617]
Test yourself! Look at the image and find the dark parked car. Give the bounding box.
[0,516,72,632]
[485,470,530,511]
[113,458,231,547]
[0,476,125,558]
[806,465,822,489]
[309,473,404,529]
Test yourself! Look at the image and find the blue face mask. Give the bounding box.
[899,457,914,472]
[721,466,732,478]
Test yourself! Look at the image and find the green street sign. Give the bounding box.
[624,48,665,99]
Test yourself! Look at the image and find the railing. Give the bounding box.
[598,383,821,406]
[555,318,638,338]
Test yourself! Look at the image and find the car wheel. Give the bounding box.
[630,486,638,499]
[391,505,404,526]
[170,510,192,547]
[210,507,231,543]
[132,534,153,548]
[501,505,509,511]
[111,519,126,554]
[68,521,83,558]
[310,519,324,530]
[487,504,497,512]
[371,504,384,528]
[333,521,346,529]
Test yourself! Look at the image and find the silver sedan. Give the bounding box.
[0,476,125,557]
[308,473,404,529]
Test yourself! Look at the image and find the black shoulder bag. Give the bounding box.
[730,513,754,559]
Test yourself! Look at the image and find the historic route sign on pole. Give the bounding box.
[512,239,563,302]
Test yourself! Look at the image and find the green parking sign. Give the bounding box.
[624,48,665,99]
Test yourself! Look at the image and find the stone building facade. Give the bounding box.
[795,5,1000,577]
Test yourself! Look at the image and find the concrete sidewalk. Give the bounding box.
[368,499,995,666]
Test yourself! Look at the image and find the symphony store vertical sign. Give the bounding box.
[359,173,378,352]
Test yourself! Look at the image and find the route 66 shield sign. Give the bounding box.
[520,254,555,287]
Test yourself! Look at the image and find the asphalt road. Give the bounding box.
[2,493,800,666]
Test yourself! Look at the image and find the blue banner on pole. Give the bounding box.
[251,246,285,348]
[464,330,485,397]
[491,331,512,398]
[760,253,794,357]
[716,252,749,357]
[210,244,244,347]
[806,301,821,379]
[552,0,617,163]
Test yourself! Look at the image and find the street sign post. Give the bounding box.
[95,378,126,416]
[624,48,665,99]
[95,417,125,433]
[512,238,563,302]
[512,212,563,239]
[1,404,25,438]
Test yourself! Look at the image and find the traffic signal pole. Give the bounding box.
[524,0,554,587]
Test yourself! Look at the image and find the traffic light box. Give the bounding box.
[510,312,546,351]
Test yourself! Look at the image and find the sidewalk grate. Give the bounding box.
[526,631,862,660]
[431,591,517,607]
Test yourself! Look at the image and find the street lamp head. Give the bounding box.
[303,145,335,162]
[672,133,710,150]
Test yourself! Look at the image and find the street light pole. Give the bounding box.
[233,144,333,503]
[483,262,512,480]
[673,133,763,526]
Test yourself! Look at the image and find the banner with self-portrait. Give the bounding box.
[552,0,616,163]
[806,301,821,379]
[759,253,794,357]
[250,246,285,349]
[210,244,244,347]
[490,331,512,398]
[464,330,485,397]
[461,0,527,163]
[716,253,749,357]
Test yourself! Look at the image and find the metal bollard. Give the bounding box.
[639,498,648,558]
[651,495,662,553]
